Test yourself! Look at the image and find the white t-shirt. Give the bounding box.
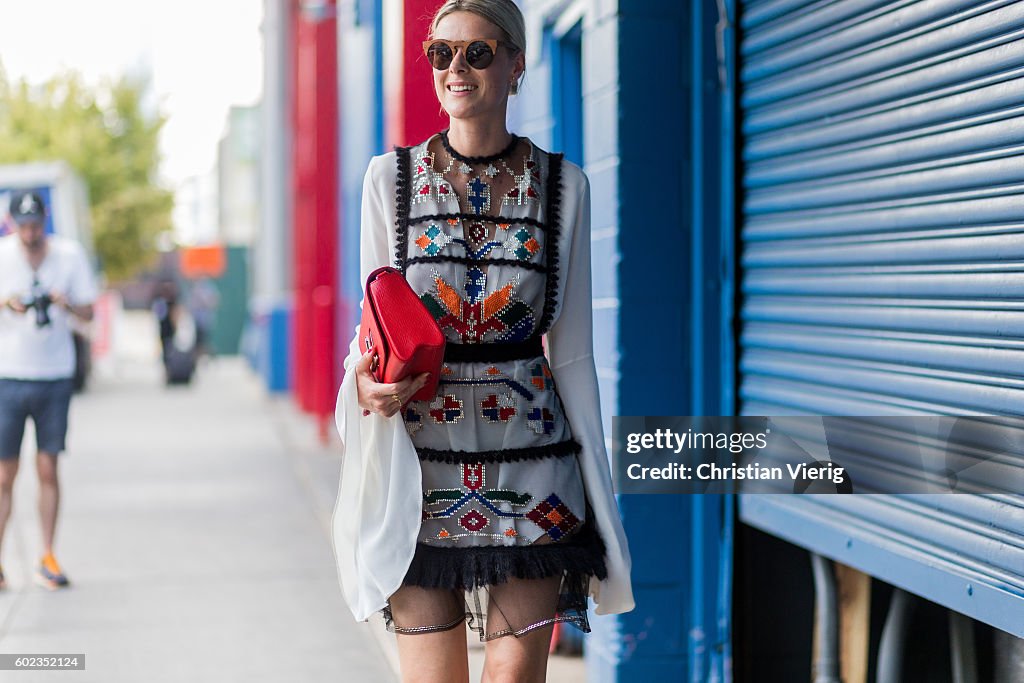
[0,234,98,380]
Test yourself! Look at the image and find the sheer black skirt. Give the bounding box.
[382,517,607,641]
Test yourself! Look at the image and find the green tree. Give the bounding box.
[0,68,173,281]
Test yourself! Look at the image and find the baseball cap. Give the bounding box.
[10,191,47,224]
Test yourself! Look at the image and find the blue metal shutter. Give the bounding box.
[736,0,1024,636]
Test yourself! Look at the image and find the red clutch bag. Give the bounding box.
[358,266,445,403]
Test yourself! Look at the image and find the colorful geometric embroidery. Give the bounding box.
[467,176,491,214]
[455,238,503,260]
[484,164,499,178]
[403,405,424,436]
[466,222,486,244]
[414,224,453,256]
[413,222,527,261]
[529,361,554,391]
[460,509,489,532]
[409,221,501,260]
[480,393,517,423]
[458,162,473,174]
[465,266,486,302]
[413,153,457,205]
[463,463,484,490]
[527,406,556,435]
[423,464,533,522]
[503,227,541,261]
[428,394,464,423]
[526,494,580,541]
[420,270,536,343]
[502,156,542,206]
[427,526,518,543]
[439,368,535,401]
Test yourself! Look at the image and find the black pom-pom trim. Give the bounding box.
[416,438,581,464]
[402,517,608,590]
[409,213,548,231]
[440,128,520,165]
[394,145,412,273]
[536,152,564,336]
[406,255,548,273]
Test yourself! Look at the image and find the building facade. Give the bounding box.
[253,0,1024,680]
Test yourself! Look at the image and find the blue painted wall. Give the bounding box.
[519,0,738,680]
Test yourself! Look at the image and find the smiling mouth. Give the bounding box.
[447,84,478,92]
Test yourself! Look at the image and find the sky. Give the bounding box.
[0,0,264,189]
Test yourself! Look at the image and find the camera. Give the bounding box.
[21,281,53,328]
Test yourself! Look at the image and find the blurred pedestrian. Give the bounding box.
[0,191,97,590]
[151,280,178,361]
[151,280,199,385]
[332,2,633,681]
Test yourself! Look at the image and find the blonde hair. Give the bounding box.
[429,0,527,94]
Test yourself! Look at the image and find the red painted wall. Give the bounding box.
[385,0,449,147]
[291,0,338,426]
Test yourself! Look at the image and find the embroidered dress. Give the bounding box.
[330,131,634,638]
[382,132,605,639]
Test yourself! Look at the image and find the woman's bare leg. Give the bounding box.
[480,575,561,683]
[389,585,470,683]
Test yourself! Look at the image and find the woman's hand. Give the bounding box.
[355,351,431,418]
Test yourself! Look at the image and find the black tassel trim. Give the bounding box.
[536,152,564,336]
[409,213,548,231]
[403,517,608,590]
[394,146,412,274]
[440,128,520,165]
[406,255,548,273]
[416,438,581,464]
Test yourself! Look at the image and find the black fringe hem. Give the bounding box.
[416,438,581,464]
[402,517,608,591]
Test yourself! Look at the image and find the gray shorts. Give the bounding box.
[0,378,74,459]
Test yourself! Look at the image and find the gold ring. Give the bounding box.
[391,393,402,405]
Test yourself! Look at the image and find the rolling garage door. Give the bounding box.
[735,0,1024,636]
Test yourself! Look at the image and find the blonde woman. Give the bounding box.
[333,1,633,680]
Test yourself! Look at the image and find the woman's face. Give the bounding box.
[430,11,524,123]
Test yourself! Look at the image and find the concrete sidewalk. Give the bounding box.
[276,371,588,683]
[0,312,587,682]
[0,337,393,681]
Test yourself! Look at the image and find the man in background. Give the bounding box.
[0,192,97,590]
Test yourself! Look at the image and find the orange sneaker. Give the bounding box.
[34,553,70,590]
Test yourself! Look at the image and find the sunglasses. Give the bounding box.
[422,39,506,70]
